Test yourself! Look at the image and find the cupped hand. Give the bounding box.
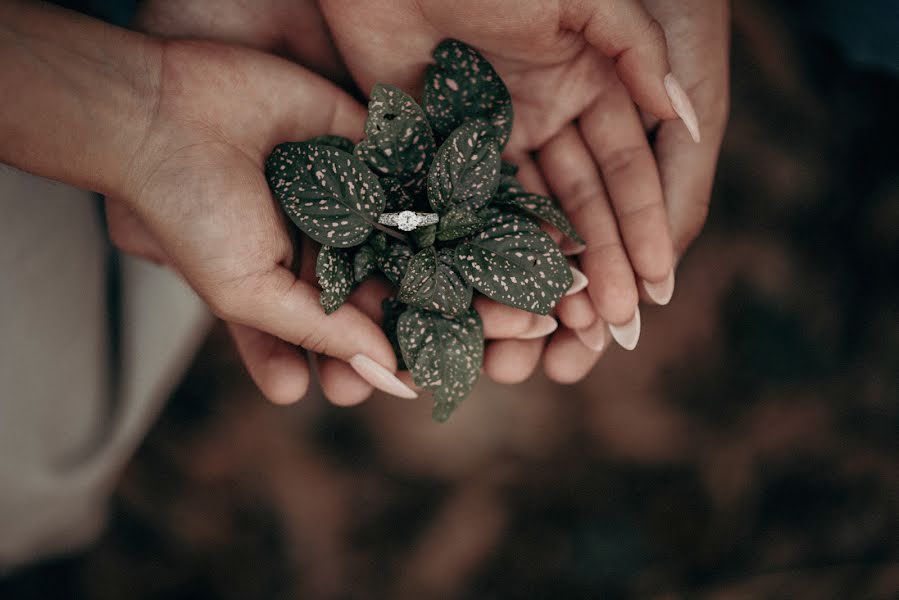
[106,38,423,404]
[109,0,572,406]
[318,0,704,379]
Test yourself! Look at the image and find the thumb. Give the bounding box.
[207,265,417,399]
[563,0,701,143]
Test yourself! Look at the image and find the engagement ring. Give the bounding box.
[378,211,439,232]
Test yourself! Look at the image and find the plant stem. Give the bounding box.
[372,221,409,243]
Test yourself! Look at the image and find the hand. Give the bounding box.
[318,0,702,381]
[107,39,422,404]
[110,0,573,405]
[642,0,731,259]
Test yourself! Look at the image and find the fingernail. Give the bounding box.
[517,315,558,340]
[561,240,587,256]
[349,354,418,399]
[565,267,589,296]
[575,320,607,352]
[608,307,641,351]
[642,269,675,305]
[664,73,701,143]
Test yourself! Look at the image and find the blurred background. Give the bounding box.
[2,1,898,598]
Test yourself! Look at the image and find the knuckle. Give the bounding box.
[599,144,647,179]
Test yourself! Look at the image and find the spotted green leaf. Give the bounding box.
[494,192,585,245]
[355,85,435,194]
[500,160,519,176]
[398,247,472,317]
[308,135,355,154]
[454,212,573,315]
[382,299,408,371]
[375,237,413,286]
[411,224,436,249]
[423,39,513,150]
[380,176,415,211]
[397,307,484,422]
[266,143,385,248]
[316,246,355,314]
[497,173,525,198]
[436,205,486,241]
[427,120,500,214]
[353,244,377,282]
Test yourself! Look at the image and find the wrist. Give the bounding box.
[0,1,163,197]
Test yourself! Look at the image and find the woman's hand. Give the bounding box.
[317,0,703,381]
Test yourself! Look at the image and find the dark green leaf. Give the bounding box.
[500,160,519,176]
[316,246,354,314]
[375,238,413,286]
[454,212,573,315]
[423,39,513,150]
[353,244,377,282]
[497,173,525,198]
[380,177,415,211]
[411,224,436,249]
[307,135,355,153]
[427,120,500,214]
[266,143,385,247]
[436,205,486,241]
[494,192,584,244]
[397,307,484,422]
[354,85,435,193]
[398,247,472,317]
[382,299,407,370]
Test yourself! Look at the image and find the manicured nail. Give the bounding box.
[642,269,675,306]
[565,267,589,296]
[349,354,418,399]
[608,307,641,351]
[561,240,587,256]
[517,315,558,339]
[575,320,607,352]
[664,73,701,143]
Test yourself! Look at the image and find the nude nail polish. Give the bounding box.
[575,320,608,352]
[349,354,418,399]
[642,269,675,306]
[517,315,559,340]
[664,73,701,143]
[565,267,589,296]
[608,307,641,351]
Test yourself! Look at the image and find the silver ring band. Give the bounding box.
[378,211,439,231]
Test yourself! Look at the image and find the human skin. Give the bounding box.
[0,0,414,401]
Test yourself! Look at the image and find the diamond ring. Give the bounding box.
[378,211,439,232]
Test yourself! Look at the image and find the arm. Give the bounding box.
[0,0,159,196]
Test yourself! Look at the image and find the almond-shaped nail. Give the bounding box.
[349,354,417,399]
[575,320,608,352]
[642,269,675,305]
[664,73,701,143]
[608,307,641,351]
[565,267,589,296]
[517,315,558,340]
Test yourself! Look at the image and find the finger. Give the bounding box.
[474,297,558,340]
[317,356,374,407]
[483,338,544,385]
[655,110,726,261]
[538,124,640,348]
[579,76,675,303]
[556,289,596,331]
[561,0,701,141]
[314,278,394,405]
[228,322,310,405]
[104,199,168,265]
[543,328,606,384]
